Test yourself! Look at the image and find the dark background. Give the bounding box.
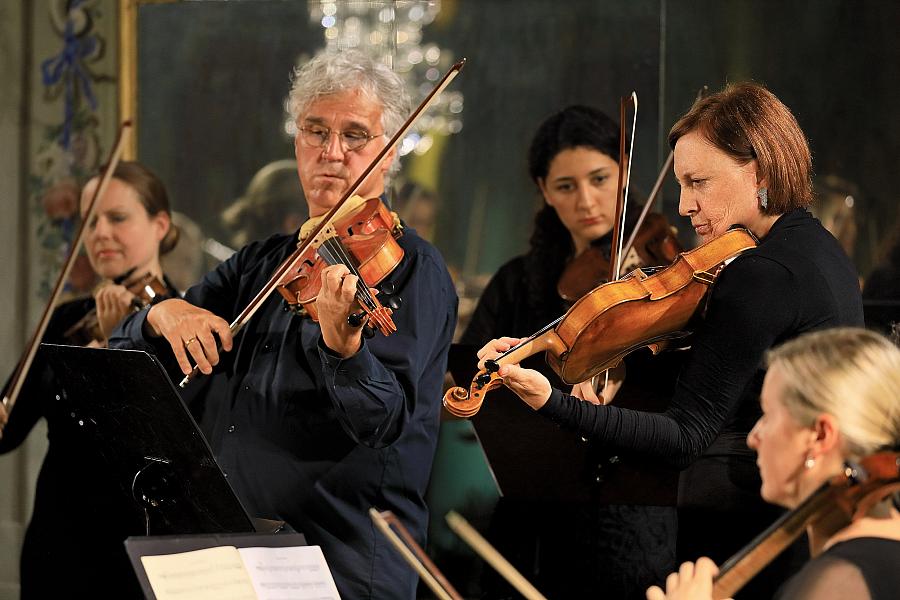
[137,0,899,281]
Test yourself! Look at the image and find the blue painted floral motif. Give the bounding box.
[40,0,99,149]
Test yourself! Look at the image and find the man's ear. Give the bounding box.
[380,147,397,175]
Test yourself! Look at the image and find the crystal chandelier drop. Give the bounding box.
[306,0,464,157]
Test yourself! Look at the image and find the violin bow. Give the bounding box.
[607,92,638,283]
[445,511,549,600]
[370,509,464,600]
[179,58,467,387]
[621,86,706,259]
[1,122,132,435]
[588,93,637,397]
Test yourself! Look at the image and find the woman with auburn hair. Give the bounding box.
[647,327,900,600]
[475,82,864,598]
[0,161,179,599]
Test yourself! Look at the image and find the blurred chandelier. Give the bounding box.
[307,0,464,157]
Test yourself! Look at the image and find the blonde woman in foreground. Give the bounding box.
[647,327,900,600]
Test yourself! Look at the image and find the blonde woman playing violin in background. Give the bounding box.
[0,161,179,599]
[460,105,683,599]
[647,327,900,600]
[477,83,864,599]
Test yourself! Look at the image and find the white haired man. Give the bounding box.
[111,50,457,599]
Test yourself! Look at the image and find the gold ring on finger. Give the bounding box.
[184,337,197,347]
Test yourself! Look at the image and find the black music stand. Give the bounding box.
[41,343,257,535]
[447,343,680,505]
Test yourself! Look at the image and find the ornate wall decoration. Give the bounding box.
[31,0,106,299]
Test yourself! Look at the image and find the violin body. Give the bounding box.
[276,197,404,332]
[444,228,758,418]
[557,212,682,302]
[63,272,170,345]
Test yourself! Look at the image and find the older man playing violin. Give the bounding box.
[111,50,457,600]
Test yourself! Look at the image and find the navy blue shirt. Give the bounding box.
[111,224,457,599]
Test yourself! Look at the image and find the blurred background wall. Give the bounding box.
[0,1,897,597]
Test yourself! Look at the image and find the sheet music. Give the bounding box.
[238,546,341,600]
[141,546,257,600]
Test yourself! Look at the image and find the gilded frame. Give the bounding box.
[117,0,178,160]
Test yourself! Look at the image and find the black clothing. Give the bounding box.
[862,262,900,336]
[0,287,179,600]
[111,225,457,600]
[538,209,864,598]
[774,537,900,600]
[460,224,679,599]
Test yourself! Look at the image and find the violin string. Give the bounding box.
[318,237,379,313]
[329,238,378,310]
[331,238,380,309]
[317,237,396,334]
[318,241,382,332]
[326,237,381,311]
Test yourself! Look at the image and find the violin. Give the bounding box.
[558,212,681,302]
[443,227,758,418]
[63,271,171,345]
[712,451,900,599]
[276,197,404,335]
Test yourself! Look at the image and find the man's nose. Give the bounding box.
[320,131,346,161]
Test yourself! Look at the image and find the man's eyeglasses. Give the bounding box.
[298,125,383,152]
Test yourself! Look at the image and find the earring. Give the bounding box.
[757,187,768,210]
[804,456,816,469]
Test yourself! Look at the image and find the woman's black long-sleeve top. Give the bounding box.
[460,214,683,505]
[538,208,863,505]
[0,283,177,599]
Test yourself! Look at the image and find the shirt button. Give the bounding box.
[227,425,236,433]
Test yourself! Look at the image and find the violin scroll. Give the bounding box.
[444,331,569,418]
[443,360,503,418]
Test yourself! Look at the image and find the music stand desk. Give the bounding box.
[41,343,256,535]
